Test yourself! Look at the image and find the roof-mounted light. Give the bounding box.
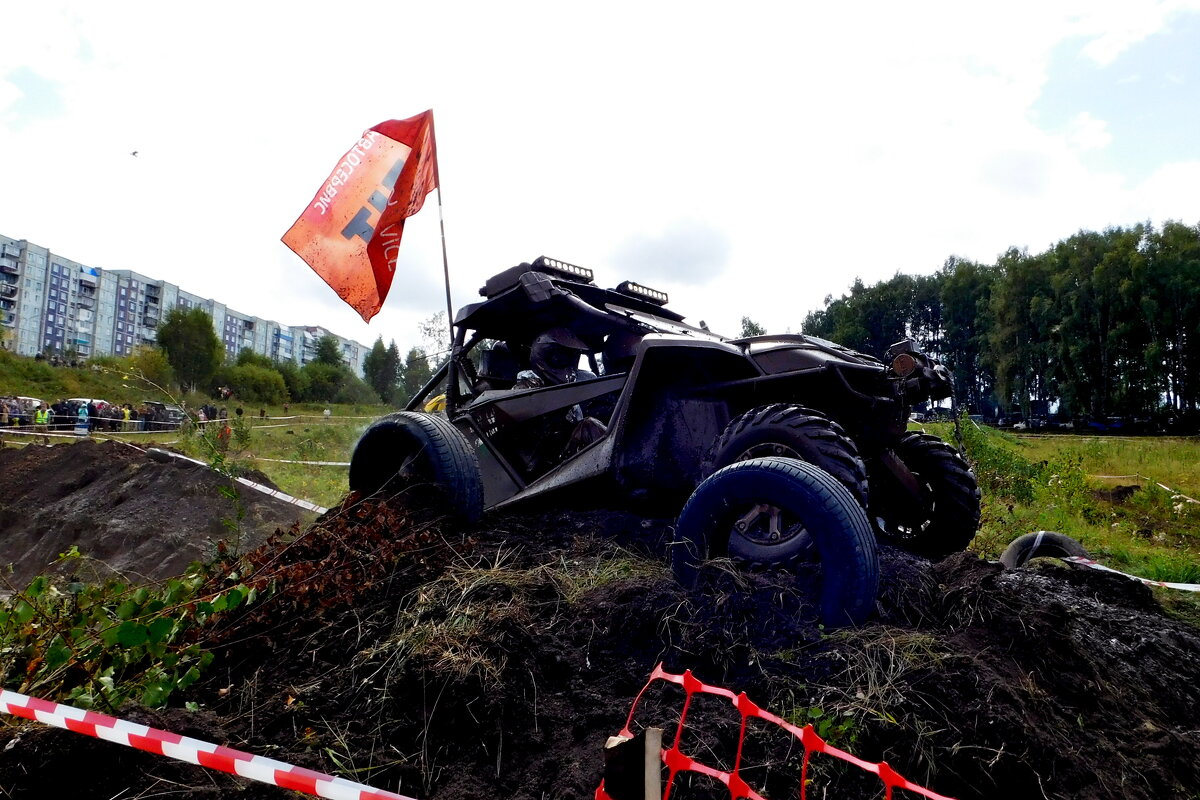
[531,256,594,284]
[616,280,668,306]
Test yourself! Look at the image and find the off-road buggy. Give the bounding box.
[351,257,981,624]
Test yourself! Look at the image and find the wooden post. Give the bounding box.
[603,727,663,800]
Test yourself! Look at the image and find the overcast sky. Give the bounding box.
[2,1,1198,356]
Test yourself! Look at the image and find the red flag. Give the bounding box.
[282,110,438,322]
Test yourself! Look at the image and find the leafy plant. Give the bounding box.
[0,556,252,710]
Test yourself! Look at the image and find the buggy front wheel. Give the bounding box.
[671,457,879,627]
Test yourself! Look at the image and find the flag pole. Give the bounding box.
[430,112,454,347]
[437,186,453,347]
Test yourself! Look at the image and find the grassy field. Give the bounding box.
[922,420,1200,621]
[86,409,372,510]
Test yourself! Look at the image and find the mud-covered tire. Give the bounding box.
[870,432,981,560]
[999,531,1087,569]
[349,412,483,523]
[704,404,869,508]
[672,457,879,627]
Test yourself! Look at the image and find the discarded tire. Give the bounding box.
[999,531,1088,569]
[349,411,483,523]
[672,456,879,627]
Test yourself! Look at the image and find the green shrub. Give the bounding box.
[0,555,252,710]
[213,363,289,404]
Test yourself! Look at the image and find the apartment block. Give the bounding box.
[0,233,369,376]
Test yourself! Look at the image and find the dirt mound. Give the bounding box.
[1,445,1199,799]
[0,439,314,588]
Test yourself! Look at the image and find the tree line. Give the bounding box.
[798,220,1200,423]
[151,307,434,406]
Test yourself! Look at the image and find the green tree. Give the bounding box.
[740,317,766,337]
[314,334,343,366]
[938,257,998,415]
[212,363,288,404]
[402,347,433,401]
[129,345,175,391]
[236,348,275,370]
[157,307,223,392]
[300,361,343,402]
[362,336,400,403]
[384,341,402,403]
[273,358,306,402]
[1143,221,1200,412]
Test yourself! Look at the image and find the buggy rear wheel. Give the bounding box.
[349,411,483,523]
[672,457,879,627]
[869,432,981,560]
[705,404,869,508]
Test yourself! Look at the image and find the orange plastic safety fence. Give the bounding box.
[596,663,956,800]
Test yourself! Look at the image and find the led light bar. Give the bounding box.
[616,280,669,306]
[531,256,594,284]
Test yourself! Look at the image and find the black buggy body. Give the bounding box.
[350,257,981,624]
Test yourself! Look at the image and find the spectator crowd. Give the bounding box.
[0,397,187,432]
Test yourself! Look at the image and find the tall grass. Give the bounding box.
[922,421,1200,601]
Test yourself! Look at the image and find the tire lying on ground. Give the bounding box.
[999,531,1088,569]
[671,456,879,627]
[869,432,981,560]
[349,411,484,523]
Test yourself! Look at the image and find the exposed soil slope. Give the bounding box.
[1,442,1199,800]
[0,439,313,588]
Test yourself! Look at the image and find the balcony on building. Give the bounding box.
[1,312,14,327]
[0,282,17,298]
[0,256,19,275]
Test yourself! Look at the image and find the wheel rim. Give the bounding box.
[878,475,936,540]
[727,502,816,567]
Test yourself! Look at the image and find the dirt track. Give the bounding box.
[1,441,1199,800]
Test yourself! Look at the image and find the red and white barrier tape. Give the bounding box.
[0,688,413,800]
[247,456,351,466]
[1088,473,1200,504]
[152,450,329,514]
[1064,556,1200,592]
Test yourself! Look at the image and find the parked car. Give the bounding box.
[142,400,188,430]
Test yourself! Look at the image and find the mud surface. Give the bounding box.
[2,442,1200,800]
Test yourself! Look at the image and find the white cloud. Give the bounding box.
[1065,111,1113,151]
[0,1,1197,349]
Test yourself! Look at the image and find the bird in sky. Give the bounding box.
[131,151,139,157]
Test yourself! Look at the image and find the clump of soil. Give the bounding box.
[0,439,314,588]
[1091,484,1141,503]
[2,442,1200,800]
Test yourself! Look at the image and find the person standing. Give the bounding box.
[33,403,51,445]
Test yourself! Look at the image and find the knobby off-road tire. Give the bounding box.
[870,432,981,560]
[672,457,879,627]
[349,412,484,523]
[999,531,1088,569]
[704,404,869,508]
